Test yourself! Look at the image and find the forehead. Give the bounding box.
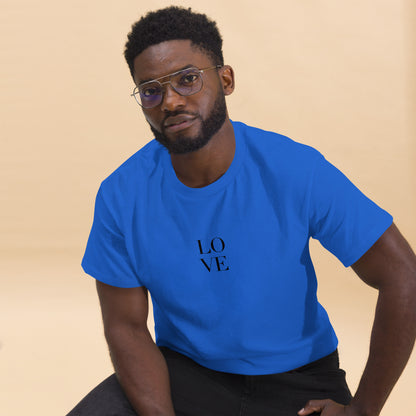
[132,39,213,85]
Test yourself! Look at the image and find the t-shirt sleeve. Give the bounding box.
[81,184,143,288]
[308,153,393,267]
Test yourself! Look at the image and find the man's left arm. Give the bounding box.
[299,222,416,416]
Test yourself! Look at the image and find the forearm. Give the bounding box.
[300,225,416,416]
[106,326,176,416]
[349,285,416,415]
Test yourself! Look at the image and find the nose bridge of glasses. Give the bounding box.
[159,79,183,97]
[157,70,183,89]
[158,79,189,110]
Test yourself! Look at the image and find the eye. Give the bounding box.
[179,73,199,85]
[140,84,161,97]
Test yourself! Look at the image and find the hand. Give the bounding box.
[298,399,362,416]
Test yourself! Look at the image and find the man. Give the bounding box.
[68,6,416,416]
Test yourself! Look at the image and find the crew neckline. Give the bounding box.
[162,120,245,197]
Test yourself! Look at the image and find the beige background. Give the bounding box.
[1,0,415,414]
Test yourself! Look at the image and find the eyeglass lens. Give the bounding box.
[136,68,203,108]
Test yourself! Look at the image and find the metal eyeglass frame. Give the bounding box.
[130,65,222,109]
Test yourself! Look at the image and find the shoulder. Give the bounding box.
[232,120,323,173]
[99,139,165,198]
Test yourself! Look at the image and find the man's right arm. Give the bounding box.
[96,280,176,416]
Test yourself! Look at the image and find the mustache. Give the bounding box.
[162,111,198,123]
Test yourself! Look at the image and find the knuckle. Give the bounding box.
[305,400,317,407]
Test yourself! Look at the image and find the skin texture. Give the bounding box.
[97,282,175,416]
[98,40,416,416]
[133,40,235,188]
[148,89,228,155]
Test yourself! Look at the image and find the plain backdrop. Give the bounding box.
[1,0,415,414]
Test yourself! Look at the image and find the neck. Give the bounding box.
[170,119,235,188]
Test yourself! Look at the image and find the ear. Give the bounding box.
[219,65,235,96]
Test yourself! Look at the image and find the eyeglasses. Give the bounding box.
[131,65,222,109]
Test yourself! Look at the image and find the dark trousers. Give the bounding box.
[67,347,352,416]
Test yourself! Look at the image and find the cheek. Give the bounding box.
[207,78,223,100]
[198,89,218,116]
[143,110,160,130]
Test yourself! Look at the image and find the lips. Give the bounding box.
[163,114,197,133]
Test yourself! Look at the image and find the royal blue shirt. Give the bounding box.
[82,121,393,374]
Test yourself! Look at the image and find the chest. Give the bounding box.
[129,178,309,298]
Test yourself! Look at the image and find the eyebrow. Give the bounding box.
[138,64,196,86]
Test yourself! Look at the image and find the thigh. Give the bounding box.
[66,374,137,416]
[244,350,352,416]
[161,347,243,416]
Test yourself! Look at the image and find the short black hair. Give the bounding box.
[124,6,224,79]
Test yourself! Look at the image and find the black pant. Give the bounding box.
[67,348,351,416]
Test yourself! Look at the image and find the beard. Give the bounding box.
[149,91,227,155]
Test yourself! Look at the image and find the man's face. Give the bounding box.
[132,40,229,154]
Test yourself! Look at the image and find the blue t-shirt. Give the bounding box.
[82,121,393,375]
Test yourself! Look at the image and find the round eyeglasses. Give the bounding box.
[131,65,222,109]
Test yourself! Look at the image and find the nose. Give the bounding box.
[160,83,186,112]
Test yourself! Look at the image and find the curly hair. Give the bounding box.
[124,6,224,79]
